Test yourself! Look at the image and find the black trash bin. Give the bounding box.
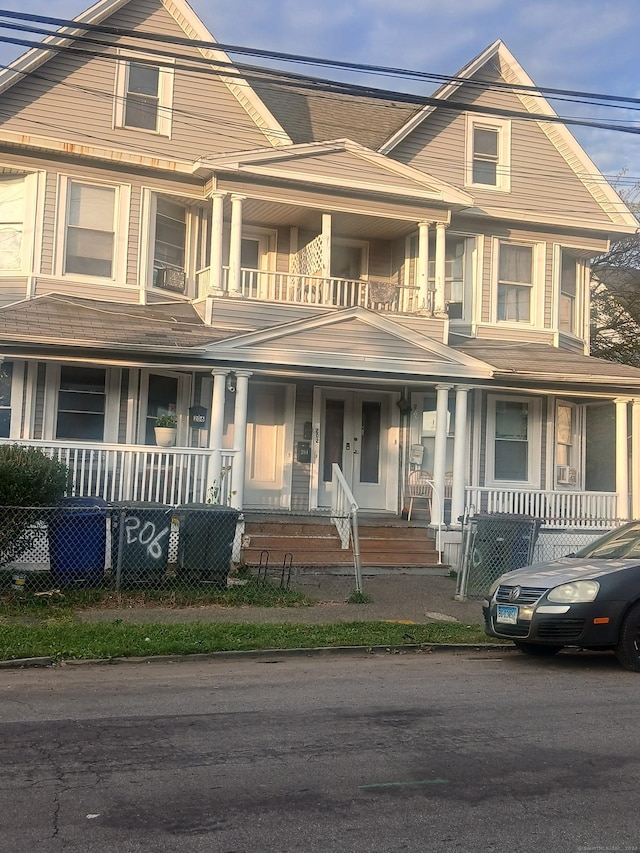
[48,496,109,587]
[111,502,172,587]
[468,513,541,594]
[176,504,240,588]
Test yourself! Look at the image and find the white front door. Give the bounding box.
[315,389,392,510]
[244,383,294,508]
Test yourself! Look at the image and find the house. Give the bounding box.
[0,0,639,569]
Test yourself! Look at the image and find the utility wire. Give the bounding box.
[1,8,639,110]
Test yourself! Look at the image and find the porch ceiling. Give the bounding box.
[242,198,417,239]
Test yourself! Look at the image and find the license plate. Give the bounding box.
[496,604,518,625]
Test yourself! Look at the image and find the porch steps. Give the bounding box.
[241,516,443,570]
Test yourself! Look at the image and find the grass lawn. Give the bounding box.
[0,619,493,662]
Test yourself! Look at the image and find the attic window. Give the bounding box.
[114,56,174,137]
[465,116,511,191]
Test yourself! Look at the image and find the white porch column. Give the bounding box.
[417,221,430,312]
[208,191,225,296]
[320,213,332,277]
[451,385,470,525]
[432,384,452,526]
[615,397,630,520]
[230,370,253,510]
[433,222,447,315]
[227,194,245,298]
[632,398,640,519]
[207,368,229,495]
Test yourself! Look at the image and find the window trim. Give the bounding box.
[486,394,541,488]
[465,115,511,192]
[56,176,130,283]
[492,238,544,326]
[114,53,175,137]
[42,364,120,443]
[555,244,587,339]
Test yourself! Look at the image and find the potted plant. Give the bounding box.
[154,412,177,447]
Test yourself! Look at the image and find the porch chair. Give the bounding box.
[406,469,433,521]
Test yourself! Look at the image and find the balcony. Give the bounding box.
[465,486,619,527]
[196,266,425,313]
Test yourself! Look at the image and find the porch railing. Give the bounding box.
[465,486,619,527]
[0,439,236,506]
[330,463,363,593]
[197,266,422,313]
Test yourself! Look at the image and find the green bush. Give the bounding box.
[0,444,69,565]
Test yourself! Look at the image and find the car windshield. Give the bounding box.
[574,522,640,559]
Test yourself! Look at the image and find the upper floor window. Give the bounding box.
[465,116,511,191]
[497,242,533,323]
[559,250,581,335]
[153,198,186,291]
[428,235,468,320]
[115,57,174,136]
[0,176,25,270]
[64,181,116,278]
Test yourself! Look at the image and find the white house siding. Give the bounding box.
[390,64,611,225]
[0,0,276,161]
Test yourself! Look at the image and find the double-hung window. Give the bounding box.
[497,242,533,322]
[559,250,579,334]
[63,181,117,278]
[56,366,106,441]
[466,116,511,191]
[487,395,540,486]
[0,176,25,271]
[115,57,174,136]
[0,361,12,438]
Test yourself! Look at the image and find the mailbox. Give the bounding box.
[297,441,312,464]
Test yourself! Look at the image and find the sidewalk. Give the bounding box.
[77,572,485,626]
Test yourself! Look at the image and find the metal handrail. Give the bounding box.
[330,463,363,593]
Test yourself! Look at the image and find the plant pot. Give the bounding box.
[154,427,177,447]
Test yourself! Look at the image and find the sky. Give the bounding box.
[1,0,639,190]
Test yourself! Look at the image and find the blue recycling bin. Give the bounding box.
[48,496,108,587]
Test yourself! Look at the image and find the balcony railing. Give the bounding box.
[196,266,423,313]
[465,486,619,527]
[1,439,236,506]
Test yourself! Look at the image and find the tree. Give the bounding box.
[590,184,640,365]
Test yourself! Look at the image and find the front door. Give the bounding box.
[244,383,294,508]
[315,389,392,510]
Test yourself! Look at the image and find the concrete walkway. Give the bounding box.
[78,572,485,626]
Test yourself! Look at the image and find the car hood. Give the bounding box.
[497,557,638,588]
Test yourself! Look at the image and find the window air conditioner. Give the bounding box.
[155,267,186,293]
[556,465,577,485]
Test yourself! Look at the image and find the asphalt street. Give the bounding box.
[2,649,640,852]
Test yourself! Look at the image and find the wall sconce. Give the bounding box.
[226,372,237,393]
[396,396,412,416]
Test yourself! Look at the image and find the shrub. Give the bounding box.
[0,444,69,566]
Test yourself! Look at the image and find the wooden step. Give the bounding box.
[242,518,442,568]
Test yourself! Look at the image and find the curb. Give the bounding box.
[0,643,516,669]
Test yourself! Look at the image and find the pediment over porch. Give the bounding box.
[201,306,494,379]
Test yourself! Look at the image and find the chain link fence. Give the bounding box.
[0,502,361,600]
[0,502,240,595]
[456,513,622,600]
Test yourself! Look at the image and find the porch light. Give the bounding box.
[226,372,237,393]
[397,396,412,416]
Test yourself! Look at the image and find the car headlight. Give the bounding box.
[547,580,600,603]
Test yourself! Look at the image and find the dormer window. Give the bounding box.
[114,56,174,136]
[465,116,511,191]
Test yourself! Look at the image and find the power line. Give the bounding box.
[1,7,640,112]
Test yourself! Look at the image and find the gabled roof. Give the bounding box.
[248,72,420,149]
[199,139,473,206]
[201,307,494,379]
[381,40,638,230]
[0,0,291,149]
